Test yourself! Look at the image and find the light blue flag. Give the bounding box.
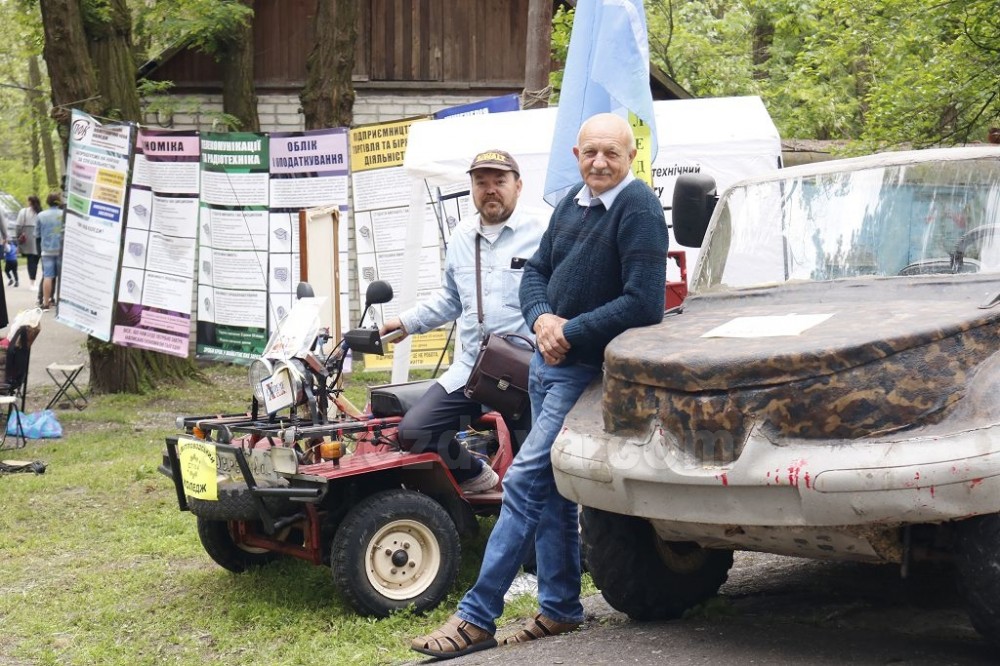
[544,0,658,206]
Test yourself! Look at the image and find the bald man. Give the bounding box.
[412,113,668,659]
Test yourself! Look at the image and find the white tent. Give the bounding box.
[404,95,783,213]
[392,97,782,380]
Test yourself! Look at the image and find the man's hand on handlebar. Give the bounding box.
[380,318,409,344]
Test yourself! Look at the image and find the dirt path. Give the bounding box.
[4,279,89,394]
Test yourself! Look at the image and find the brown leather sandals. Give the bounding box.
[411,615,497,659]
[501,612,581,645]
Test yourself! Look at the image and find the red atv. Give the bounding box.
[159,280,516,616]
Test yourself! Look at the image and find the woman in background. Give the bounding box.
[15,195,41,289]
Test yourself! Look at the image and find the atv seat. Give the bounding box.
[369,379,436,418]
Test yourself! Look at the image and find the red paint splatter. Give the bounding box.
[930,486,935,498]
[970,478,984,489]
[787,459,808,488]
[804,472,811,489]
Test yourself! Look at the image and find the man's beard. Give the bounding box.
[480,200,510,225]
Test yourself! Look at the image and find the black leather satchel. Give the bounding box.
[463,235,535,420]
[465,332,534,419]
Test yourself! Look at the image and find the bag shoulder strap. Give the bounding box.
[473,235,535,352]
[474,234,485,341]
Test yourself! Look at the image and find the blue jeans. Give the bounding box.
[456,352,600,633]
[41,255,60,278]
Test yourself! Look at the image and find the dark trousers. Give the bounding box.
[24,254,39,282]
[398,382,531,483]
[5,259,17,284]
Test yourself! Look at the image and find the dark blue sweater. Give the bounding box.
[520,179,668,366]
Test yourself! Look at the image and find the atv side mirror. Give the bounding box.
[365,280,394,307]
[672,174,718,248]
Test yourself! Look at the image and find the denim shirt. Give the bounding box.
[36,206,64,256]
[399,206,549,393]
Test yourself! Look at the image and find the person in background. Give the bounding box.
[15,195,41,289]
[380,149,547,493]
[4,239,18,287]
[36,192,64,310]
[411,113,669,659]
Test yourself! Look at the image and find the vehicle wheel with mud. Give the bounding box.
[331,489,460,617]
[953,513,1000,646]
[581,507,733,620]
[197,517,280,572]
[187,481,294,521]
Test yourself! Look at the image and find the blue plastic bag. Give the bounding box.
[6,408,62,439]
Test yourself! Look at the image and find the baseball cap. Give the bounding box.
[468,149,520,175]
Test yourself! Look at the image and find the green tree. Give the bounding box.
[644,0,1000,151]
[0,1,60,198]
[136,0,257,130]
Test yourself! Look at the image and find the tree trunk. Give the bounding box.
[40,0,200,394]
[220,0,259,131]
[523,0,553,109]
[87,338,201,393]
[37,0,101,150]
[84,0,142,120]
[300,0,357,129]
[751,9,774,82]
[84,0,201,393]
[27,56,60,191]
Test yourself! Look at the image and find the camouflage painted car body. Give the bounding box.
[553,147,1000,563]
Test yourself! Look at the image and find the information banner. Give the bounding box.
[350,117,449,368]
[112,129,200,356]
[58,110,134,340]
[268,128,350,338]
[196,132,270,361]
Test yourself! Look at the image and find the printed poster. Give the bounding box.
[350,117,450,369]
[58,110,134,340]
[268,128,351,341]
[196,132,270,361]
[112,129,200,357]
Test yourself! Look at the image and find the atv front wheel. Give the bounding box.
[331,489,460,617]
[581,507,733,620]
[954,513,1000,646]
[196,518,280,572]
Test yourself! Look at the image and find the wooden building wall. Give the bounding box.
[148,0,530,91]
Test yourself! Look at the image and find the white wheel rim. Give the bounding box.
[365,519,441,601]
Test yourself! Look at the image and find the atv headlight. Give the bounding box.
[248,358,274,403]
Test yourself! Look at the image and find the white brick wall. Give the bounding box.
[143,91,493,132]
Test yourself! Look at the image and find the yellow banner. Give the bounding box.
[177,438,219,500]
[364,330,451,370]
[629,112,653,188]
[349,117,428,172]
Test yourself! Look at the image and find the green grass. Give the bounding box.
[0,363,591,666]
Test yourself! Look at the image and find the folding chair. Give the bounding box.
[45,363,88,410]
[0,326,34,450]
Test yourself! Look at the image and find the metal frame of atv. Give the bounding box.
[162,410,510,541]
